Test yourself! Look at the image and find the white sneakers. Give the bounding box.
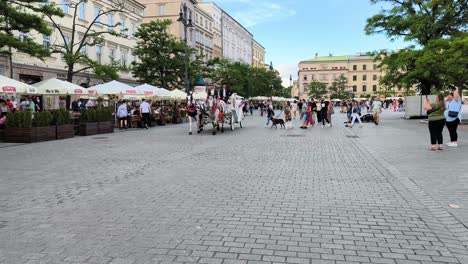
[447,142,458,147]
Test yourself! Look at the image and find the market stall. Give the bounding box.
[32,78,89,110]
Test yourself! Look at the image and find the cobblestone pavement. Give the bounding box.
[0,109,467,264]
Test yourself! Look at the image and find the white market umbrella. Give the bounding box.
[88,80,135,95]
[32,78,88,95]
[193,91,207,100]
[170,89,187,100]
[134,83,159,96]
[0,75,38,94]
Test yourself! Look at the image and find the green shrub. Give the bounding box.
[87,109,97,122]
[51,109,71,125]
[34,111,52,127]
[79,109,88,123]
[5,111,32,128]
[95,108,113,122]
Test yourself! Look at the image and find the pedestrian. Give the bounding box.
[139,98,151,129]
[264,100,274,127]
[6,98,14,112]
[86,99,94,109]
[423,94,446,151]
[327,99,334,127]
[259,101,264,117]
[117,100,129,130]
[320,97,330,128]
[372,97,383,125]
[445,89,462,147]
[249,100,254,116]
[10,97,17,112]
[27,97,35,113]
[348,101,363,128]
[0,99,9,118]
[291,100,298,120]
[315,98,322,124]
[306,101,314,127]
[297,99,303,118]
[284,101,292,129]
[300,102,310,129]
[346,100,353,123]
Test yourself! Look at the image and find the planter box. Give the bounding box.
[98,121,114,134]
[4,127,55,143]
[56,124,74,140]
[79,122,98,136]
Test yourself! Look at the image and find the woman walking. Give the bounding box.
[327,100,334,127]
[284,101,293,129]
[445,90,462,147]
[423,94,446,151]
[117,100,129,129]
[300,101,311,129]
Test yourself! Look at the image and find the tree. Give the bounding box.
[366,0,468,95]
[328,74,351,99]
[44,0,125,82]
[0,0,63,77]
[307,80,328,99]
[132,20,188,88]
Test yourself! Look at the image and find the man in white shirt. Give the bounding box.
[85,99,94,109]
[139,99,151,129]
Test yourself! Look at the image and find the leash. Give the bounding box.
[273,110,284,119]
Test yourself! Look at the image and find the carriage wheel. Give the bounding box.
[230,118,235,131]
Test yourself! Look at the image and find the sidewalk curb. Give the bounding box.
[342,127,468,263]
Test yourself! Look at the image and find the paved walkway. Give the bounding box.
[0,109,467,264]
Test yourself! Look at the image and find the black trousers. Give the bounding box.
[446,118,460,142]
[428,119,445,145]
[321,112,329,125]
[142,113,151,127]
[316,112,322,123]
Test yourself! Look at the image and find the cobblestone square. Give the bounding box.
[0,109,467,264]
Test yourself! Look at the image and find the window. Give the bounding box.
[352,85,357,92]
[109,49,115,64]
[80,45,87,56]
[362,85,367,92]
[108,14,114,28]
[320,74,328,81]
[61,0,69,14]
[373,74,377,81]
[352,75,357,81]
[373,64,377,70]
[121,51,128,67]
[42,35,51,50]
[94,7,102,23]
[332,73,337,80]
[303,75,307,81]
[131,23,136,38]
[78,1,86,20]
[64,36,71,49]
[311,74,316,80]
[363,65,367,70]
[372,85,377,92]
[19,32,27,43]
[120,18,126,34]
[362,75,367,81]
[158,4,166,16]
[353,65,357,71]
[96,46,102,64]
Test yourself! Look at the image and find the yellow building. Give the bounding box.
[298,54,386,99]
[194,5,214,62]
[252,40,265,68]
[0,0,145,86]
[291,80,299,98]
[138,0,197,49]
[197,2,223,59]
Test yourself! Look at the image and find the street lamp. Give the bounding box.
[269,61,274,98]
[177,3,193,93]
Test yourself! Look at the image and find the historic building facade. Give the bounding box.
[197,2,223,59]
[194,5,214,62]
[221,12,253,64]
[139,0,197,49]
[298,54,386,99]
[0,0,145,86]
[252,40,265,68]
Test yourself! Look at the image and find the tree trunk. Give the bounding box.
[67,64,74,83]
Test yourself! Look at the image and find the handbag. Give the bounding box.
[329,108,335,115]
[447,102,461,118]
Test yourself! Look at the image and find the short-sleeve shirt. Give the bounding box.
[373,101,382,112]
[140,102,151,113]
[445,99,462,122]
[428,103,445,121]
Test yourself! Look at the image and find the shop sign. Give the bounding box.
[2,86,16,92]
[57,73,67,78]
[144,91,153,95]
[74,89,83,94]
[45,89,61,94]
[126,90,137,94]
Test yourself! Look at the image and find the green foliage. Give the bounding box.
[307,81,328,99]
[0,0,63,76]
[94,64,120,82]
[95,109,113,122]
[328,75,351,99]
[366,0,468,96]
[5,111,32,128]
[33,111,52,127]
[80,109,97,123]
[132,20,189,88]
[51,109,71,125]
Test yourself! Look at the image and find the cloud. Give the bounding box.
[276,62,299,87]
[215,0,297,27]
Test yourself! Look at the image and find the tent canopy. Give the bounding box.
[170,89,187,100]
[0,75,38,94]
[32,78,88,95]
[88,80,135,95]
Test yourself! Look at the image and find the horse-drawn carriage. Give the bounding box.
[187,93,245,135]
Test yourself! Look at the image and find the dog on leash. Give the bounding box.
[271,118,285,129]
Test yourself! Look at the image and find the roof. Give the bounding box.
[300,54,375,63]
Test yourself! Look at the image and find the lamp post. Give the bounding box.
[177,3,193,93]
[269,61,274,98]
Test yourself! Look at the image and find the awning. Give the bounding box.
[32,78,88,95]
[0,75,38,94]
